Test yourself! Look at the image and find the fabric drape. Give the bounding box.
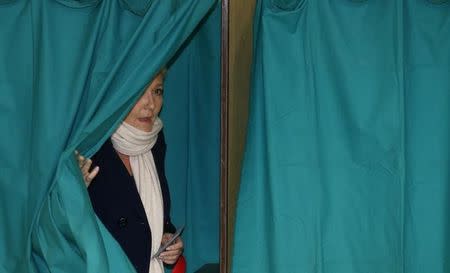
[232,1,450,272]
[0,1,216,272]
[162,4,221,272]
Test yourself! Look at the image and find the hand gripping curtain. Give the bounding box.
[0,0,216,272]
[233,0,450,273]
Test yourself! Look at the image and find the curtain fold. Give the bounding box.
[232,1,450,272]
[162,3,221,272]
[0,1,216,272]
[270,0,305,11]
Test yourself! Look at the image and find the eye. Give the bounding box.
[153,87,164,96]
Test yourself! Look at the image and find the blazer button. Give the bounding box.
[118,217,128,228]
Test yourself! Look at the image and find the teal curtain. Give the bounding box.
[232,1,450,273]
[162,4,221,273]
[0,1,216,272]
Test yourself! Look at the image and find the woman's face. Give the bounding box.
[124,73,164,132]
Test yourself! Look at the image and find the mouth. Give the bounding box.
[137,117,153,123]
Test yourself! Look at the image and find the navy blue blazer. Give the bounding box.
[88,132,175,273]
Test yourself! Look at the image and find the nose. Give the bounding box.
[144,90,155,110]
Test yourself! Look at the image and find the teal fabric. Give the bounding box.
[232,1,450,273]
[0,1,216,272]
[162,4,221,273]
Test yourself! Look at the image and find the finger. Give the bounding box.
[161,248,182,255]
[166,244,182,252]
[81,159,92,175]
[84,178,91,187]
[167,238,183,251]
[161,258,177,265]
[160,255,180,265]
[159,249,182,259]
[86,166,99,182]
[77,154,86,167]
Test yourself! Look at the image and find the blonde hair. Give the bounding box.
[159,67,168,78]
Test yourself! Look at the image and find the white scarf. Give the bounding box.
[111,117,164,273]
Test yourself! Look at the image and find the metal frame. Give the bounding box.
[220,0,230,272]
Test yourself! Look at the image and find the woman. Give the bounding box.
[76,70,183,273]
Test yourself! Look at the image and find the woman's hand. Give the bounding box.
[75,150,99,187]
[159,233,184,265]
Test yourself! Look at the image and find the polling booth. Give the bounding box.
[4,1,448,273]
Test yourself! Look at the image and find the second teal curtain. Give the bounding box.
[233,1,450,272]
